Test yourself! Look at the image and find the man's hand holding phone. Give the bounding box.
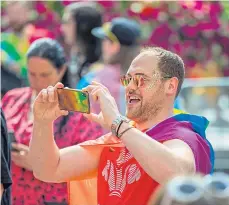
[82,81,121,129]
[33,81,120,130]
[33,83,69,122]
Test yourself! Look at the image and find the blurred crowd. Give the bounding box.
[1,1,229,96]
[1,1,229,205]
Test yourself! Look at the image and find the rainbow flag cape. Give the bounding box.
[67,110,214,205]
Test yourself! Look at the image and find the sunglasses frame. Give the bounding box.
[120,74,173,88]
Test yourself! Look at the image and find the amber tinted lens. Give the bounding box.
[133,75,144,87]
[120,75,145,87]
[132,75,138,87]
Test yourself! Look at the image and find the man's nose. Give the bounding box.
[125,85,138,97]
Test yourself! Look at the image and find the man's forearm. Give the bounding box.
[29,121,60,179]
[120,123,194,184]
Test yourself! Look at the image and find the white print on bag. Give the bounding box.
[102,148,141,198]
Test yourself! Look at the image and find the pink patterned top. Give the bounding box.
[1,87,102,205]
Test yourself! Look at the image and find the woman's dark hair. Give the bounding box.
[66,2,102,78]
[26,37,70,87]
[27,37,71,132]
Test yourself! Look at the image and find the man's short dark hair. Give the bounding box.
[141,47,185,97]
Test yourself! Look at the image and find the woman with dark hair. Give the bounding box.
[1,38,102,205]
[61,2,102,87]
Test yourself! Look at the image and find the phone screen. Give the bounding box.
[9,131,17,143]
[57,88,90,113]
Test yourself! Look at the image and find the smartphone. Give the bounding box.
[8,131,19,152]
[57,88,90,114]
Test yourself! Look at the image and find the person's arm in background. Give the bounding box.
[1,109,12,202]
[1,88,33,171]
[29,83,103,183]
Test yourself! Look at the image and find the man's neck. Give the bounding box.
[135,107,174,131]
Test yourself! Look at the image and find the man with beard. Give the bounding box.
[29,47,214,205]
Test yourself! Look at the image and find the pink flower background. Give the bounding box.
[1,1,229,77]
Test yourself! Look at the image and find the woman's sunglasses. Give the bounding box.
[120,74,173,88]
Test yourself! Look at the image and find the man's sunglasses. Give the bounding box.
[120,74,172,88]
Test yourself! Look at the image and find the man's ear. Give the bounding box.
[165,77,179,96]
[112,41,121,54]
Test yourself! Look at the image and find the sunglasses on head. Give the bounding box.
[120,74,173,88]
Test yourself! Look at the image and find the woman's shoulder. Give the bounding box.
[3,87,31,98]
[2,87,32,106]
[88,62,104,73]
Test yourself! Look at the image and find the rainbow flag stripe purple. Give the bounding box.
[146,113,214,174]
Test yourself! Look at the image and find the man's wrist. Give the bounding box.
[33,119,53,128]
[110,115,130,137]
[117,122,135,139]
[117,121,130,134]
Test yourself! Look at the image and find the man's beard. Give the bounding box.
[126,99,163,123]
[126,87,165,123]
